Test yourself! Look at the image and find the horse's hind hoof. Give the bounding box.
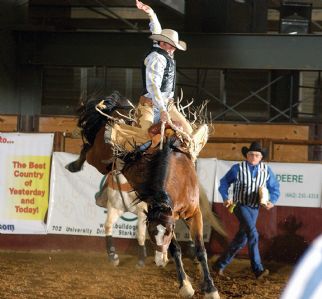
[111,259,120,267]
[108,253,120,267]
[65,163,81,173]
[136,260,145,268]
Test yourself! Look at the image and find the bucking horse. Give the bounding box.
[66,91,226,299]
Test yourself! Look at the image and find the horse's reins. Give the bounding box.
[159,117,193,151]
[159,121,166,150]
[109,159,131,212]
[114,171,131,212]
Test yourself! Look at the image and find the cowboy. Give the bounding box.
[136,0,193,135]
[213,141,280,279]
[99,1,208,158]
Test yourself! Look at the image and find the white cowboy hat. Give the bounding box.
[149,29,187,51]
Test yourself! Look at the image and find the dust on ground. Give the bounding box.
[0,250,293,299]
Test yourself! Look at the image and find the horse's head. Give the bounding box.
[146,204,175,266]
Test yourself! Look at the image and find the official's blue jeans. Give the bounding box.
[216,204,264,275]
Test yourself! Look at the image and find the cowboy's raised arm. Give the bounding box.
[136,0,161,34]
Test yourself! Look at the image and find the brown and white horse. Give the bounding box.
[66,91,224,298]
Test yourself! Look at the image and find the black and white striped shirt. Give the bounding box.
[233,161,270,207]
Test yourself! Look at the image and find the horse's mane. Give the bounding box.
[126,138,175,208]
[77,90,126,145]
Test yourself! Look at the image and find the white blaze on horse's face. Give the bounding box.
[155,224,167,246]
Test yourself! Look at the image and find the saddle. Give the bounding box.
[147,121,183,148]
[148,121,183,136]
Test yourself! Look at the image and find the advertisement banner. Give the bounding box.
[47,153,212,241]
[270,162,322,208]
[47,152,119,237]
[214,160,322,208]
[0,133,54,234]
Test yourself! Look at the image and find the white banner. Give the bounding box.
[196,158,217,201]
[193,158,216,242]
[214,160,322,208]
[47,153,213,241]
[47,152,118,237]
[270,162,322,208]
[0,133,54,234]
[213,160,235,203]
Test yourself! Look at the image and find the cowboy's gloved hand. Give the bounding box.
[224,199,233,207]
[160,111,171,123]
[264,201,274,210]
[136,0,153,14]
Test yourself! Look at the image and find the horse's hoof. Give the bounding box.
[65,163,80,173]
[136,260,145,268]
[65,164,73,172]
[204,291,220,299]
[112,259,120,267]
[108,253,119,267]
[179,280,195,298]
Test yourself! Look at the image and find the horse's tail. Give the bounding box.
[199,181,227,238]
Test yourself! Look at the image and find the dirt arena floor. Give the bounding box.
[0,250,293,299]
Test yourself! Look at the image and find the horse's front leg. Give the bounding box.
[169,237,195,298]
[105,204,123,266]
[136,206,147,267]
[190,210,220,299]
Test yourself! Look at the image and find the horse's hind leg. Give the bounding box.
[105,205,123,266]
[136,208,147,267]
[169,237,195,298]
[65,143,91,172]
[190,210,220,299]
[105,235,119,266]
